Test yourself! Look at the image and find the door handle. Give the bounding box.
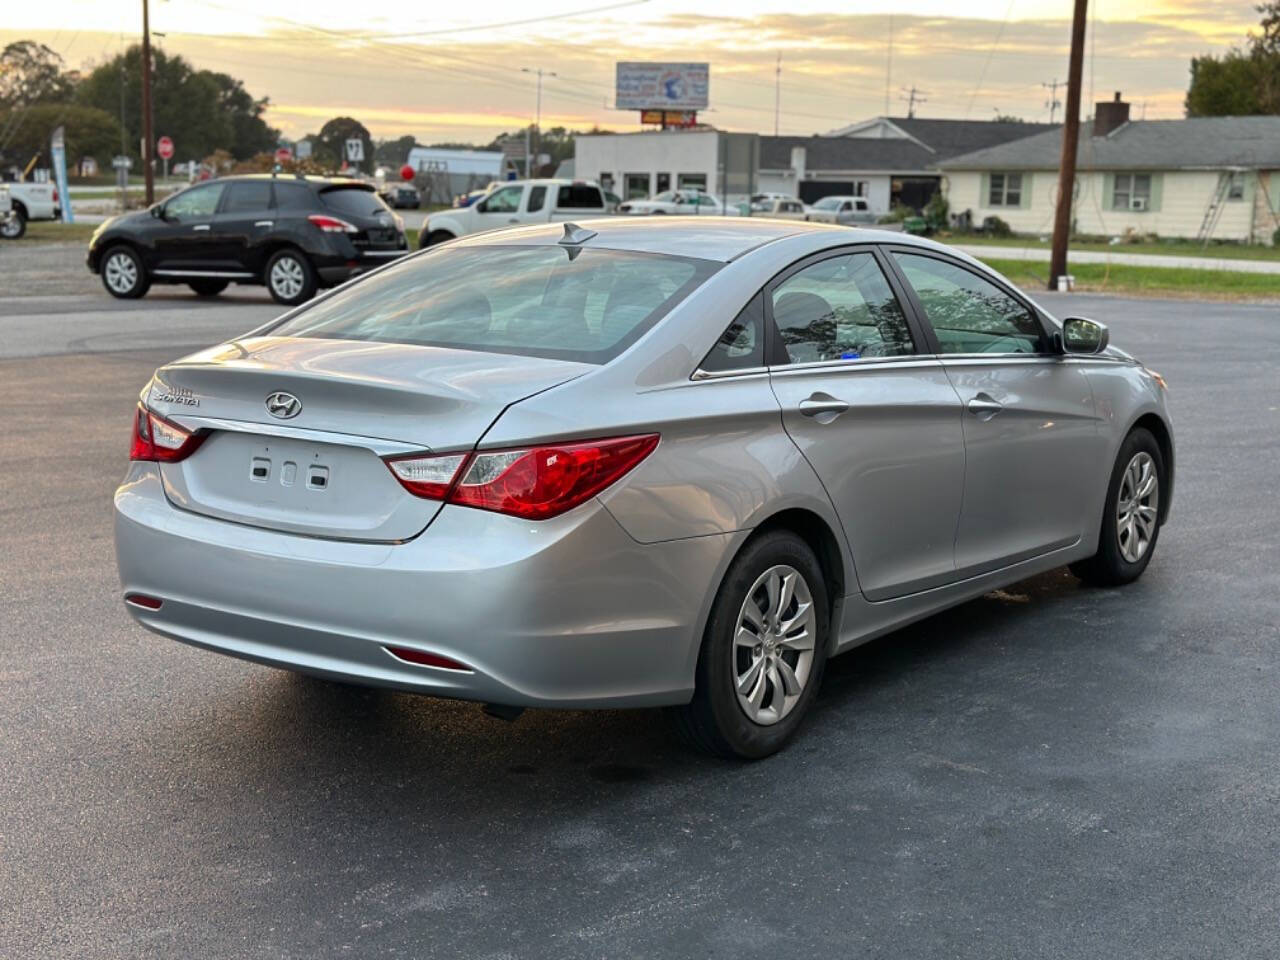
[799,394,850,419]
[254,220,273,227]
[967,394,1004,419]
[192,224,211,232]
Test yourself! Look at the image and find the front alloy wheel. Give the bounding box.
[100,247,149,299]
[1116,451,1159,563]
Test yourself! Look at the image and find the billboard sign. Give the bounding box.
[616,62,709,110]
[640,109,698,127]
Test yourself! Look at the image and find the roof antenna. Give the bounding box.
[559,222,597,246]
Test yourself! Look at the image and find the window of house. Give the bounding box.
[1112,173,1152,210]
[656,173,671,192]
[770,253,916,364]
[677,173,707,191]
[624,173,650,200]
[599,173,615,192]
[987,172,1023,207]
[1227,171,1246,200]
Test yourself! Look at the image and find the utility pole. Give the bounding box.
[1048,0,1088,292]
[884,15,894,116]
[774,52,781,136]
[1042,78,1062,124]
[899,85,927,119]
[521,67,556,178]
[141,0,154,205]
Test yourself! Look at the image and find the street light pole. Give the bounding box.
[141,0,155,205]
[521,67,556,178]
[1048,0,1088,292]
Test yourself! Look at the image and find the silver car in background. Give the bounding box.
[115,218,1174,759]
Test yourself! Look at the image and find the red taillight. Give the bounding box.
[385,646,472,672]
[129,404,206,463]
[384,434,659,521]
[52,188,59,205]
[307,213,358,234]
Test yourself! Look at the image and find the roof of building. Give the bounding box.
[761,117,1057,173]
[939,117,1280,171]
[881,117,1057,159]
[760,136,937,173]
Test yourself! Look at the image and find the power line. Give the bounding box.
[899,85,927,119]
[1042,78,1063,123]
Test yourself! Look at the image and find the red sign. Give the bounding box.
[275,147,293,164]
[156,135,174,160]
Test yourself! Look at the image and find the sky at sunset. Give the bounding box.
[3,0,1260,143]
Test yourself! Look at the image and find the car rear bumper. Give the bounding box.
[314,247,409,286]
[114,464,730,708]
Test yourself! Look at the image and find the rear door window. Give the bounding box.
[221,181,273,214]
[270,245,720,364]
[770,252,916,363]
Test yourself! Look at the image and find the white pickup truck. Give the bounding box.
[419,179,608,248]
[0,180,59,238]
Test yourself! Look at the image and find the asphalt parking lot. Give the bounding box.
[2,278,1278,958]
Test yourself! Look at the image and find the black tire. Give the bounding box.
[419,229,455,249]
[188,279,229,297]
[264,248,317,306]
[99,245,150,299]
[673,530,831,760]
[0,207,26,239]
[1070,427,1165,587]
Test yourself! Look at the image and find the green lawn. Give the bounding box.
[14,220,99,243]
[979,256,1280,300]
[951,233,1280,263]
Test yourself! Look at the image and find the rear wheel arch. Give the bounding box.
[11,200,28,219]
[744,508,848,645]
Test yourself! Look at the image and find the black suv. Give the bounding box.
[86,174,409,305]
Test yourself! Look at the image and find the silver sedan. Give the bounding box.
[114,218,1174,759]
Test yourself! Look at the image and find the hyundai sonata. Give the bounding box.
[115,218,1174,759]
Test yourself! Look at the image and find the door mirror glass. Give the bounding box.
[1061,317,1109,354]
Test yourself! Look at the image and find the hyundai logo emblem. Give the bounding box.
[265,391,302,419]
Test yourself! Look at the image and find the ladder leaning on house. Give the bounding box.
[1194,171,1233,247]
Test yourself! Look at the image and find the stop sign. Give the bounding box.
[156,136,174,160]
[275,147,292,164]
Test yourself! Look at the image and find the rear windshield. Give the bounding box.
[270,245,719,364]
[320,186,391,218]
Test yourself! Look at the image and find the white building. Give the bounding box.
[939,95,1280,244]
[405,147,506,199]
[574,130,759,204]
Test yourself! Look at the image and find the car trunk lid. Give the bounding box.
[148,336,591,541]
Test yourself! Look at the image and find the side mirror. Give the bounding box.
[150,204,164,219]
[1061,316,1109,354]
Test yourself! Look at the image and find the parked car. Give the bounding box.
[751,197,809,220]
[114,218,1174,760]
[805,195,876,225]
[0,186,19,239]
[0,179,58,238]
[86,174,408,305]
[618,188,739,216]
[420,179,607,247]
[380,183,421,210]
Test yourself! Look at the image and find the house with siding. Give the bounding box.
[938,94,1280,244]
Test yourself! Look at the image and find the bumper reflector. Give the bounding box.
[125,593,164,610]
[385,645,472,672]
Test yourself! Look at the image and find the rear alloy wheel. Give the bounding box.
[265,249,316,306]
[101,246,150,299]
[1070,427,1165,587]
[674,530,829,760]
[1,208,26,239]
[188,278,229,297]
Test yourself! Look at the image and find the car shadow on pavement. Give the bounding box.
[190,566,1096,804]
